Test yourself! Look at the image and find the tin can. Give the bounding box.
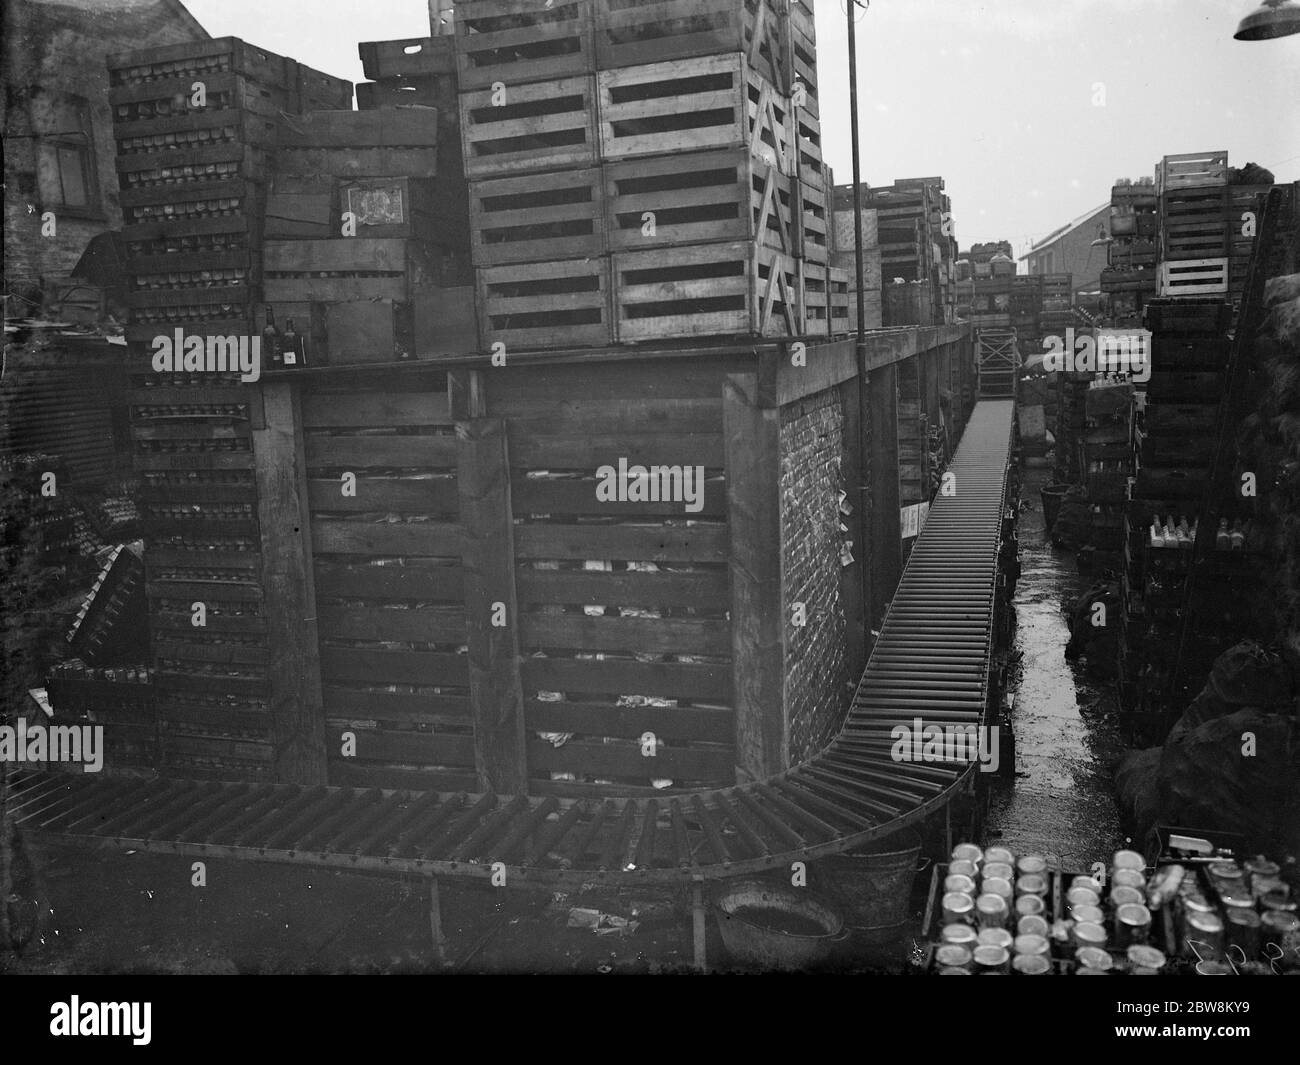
[938,967,971,975]
[1261,890,1297,915]
[1071,875,1103,893]
[1186,910,1226,958]
[978,928,1014,952]
[1076,946,1113,971]
[935,944,973,970]
[1067,886,1100,909]
[1115,903,1152,948]
[952,843,983,865]
[1110,885,1144,908]
[944,873,976,896]
[1225,908,1261,958]
[1071,904,1105,926]
[1113,849,1145,872]
[1015,894,1045,918]
[942,892,975,925]
[1261,911,1300,959]
[983,876,1013,901]
[1018,914,1050,939]
[1126,945,1166,972]
[1073,920,1108,951]
[1013,954,1051,975]
[982,862,1015,884]
[949,858,979,879]
[1112,868,1145,890]
[972,944,1010,973]
[1013,933,1049,958]
[1016,873,1048,899]
[1016,854,1048,877]
[941,923,978,948]
[984,846,1015,866]
[1208,861,1245,895]
[1244,856,1279,882]
[1221,892,1256,915]
[976,893,1009,929]
[1251,875,1285,902]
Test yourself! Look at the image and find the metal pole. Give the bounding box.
[847,0,867,363]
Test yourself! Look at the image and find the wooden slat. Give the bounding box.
[520,615,729,655]
[306,478,459,515]
[528,740,732,782]
[525,700,732,744]
[301,391,451,428]
[318,606,466,643]
[515,568,728,610]
[522,657,731,700]
[304,434,458,469]
[514,523,728,562]
[313,560,463,600]
[321,649,470,687]
[310,519,461,558]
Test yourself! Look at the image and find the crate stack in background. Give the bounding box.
[828,190,883,330]
[111,38,350,781]
[1101,177,1157,324]
[1155,152,1231,302]
[1077,375,1135,573]
[456,0,844,353]
[958,241,1016,330]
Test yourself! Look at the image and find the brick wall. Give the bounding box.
[780,388,851,764]
[2,0,207,307]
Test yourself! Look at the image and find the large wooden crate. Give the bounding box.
[799,260,851,337]
[460,73,599,177]
[1155,151,1228,194]
[596,53,794,174]
[603,147,794,254]
[793,175,828,263]
[263,238,422,304]
[1158,258,1228,297]
[1160,185,1229,261]
[359,36,456,80]
[611,240,799,342]
[786,0,818,116]
[469,166,606,266]
[594,0,791,90]
[477,256,614,351]
[454,0,596,90]
[275,108,440,178]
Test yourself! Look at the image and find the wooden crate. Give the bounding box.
[356,77,457,112]
[275,109,440,178]
[460,73,598,178]
[793,108,824,194]
[339,176,446,241]
[470,166,606,265]
[262,238,420,304]
[1160,186,1229,261]
[786,0,818,116]
[594,0,791,91]
[794,176,828,263]
[358,36,456,80]
[596,53,793,174]
[1158,258,1228,297]
[264,187,334,239]
[800,260,851,337]
[612,240,799,342]
[1156,151,1228,194]
[478,256,614,350]
[605,147,794,255]
[116,141,269,196]
[454,0,596,90]
[1143,297,1231,335]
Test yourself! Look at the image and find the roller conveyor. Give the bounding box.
[7,401,1015,897]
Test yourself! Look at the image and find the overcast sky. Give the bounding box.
[185,0,1299,259]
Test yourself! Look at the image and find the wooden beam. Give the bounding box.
[867,363,902,633]
[456,417,528,795]
[252,382,328,785]
[723,374,786,780]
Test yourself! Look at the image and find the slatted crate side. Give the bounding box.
[596,53,793,173]
[460,74,598,178]
[359,37,457,80]
[603,147,793,254]
[1156,151,1228,194]
[787,0,818,113]
[799,259,831,336]
[356,77,458,112]
[261,238,414,306]
[794,174,828,263]
[1158,258,1228,297]
[826,264,851,334]
[323,723,477,784]
[793,107,823,191]
[454,0,595,91]
[612,240,799,342]
[469,166,605,266]
[109,37,293,87]
[594,0,791,90]
[116,142,270,192]
[478,256,613,351]
[275,108,439,150]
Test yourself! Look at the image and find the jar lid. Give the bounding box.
[952,843,984,864]
[1226,908,1261,928]
[1110,885,1144,907]
[1071,905,1105,925]
[1012,954,1051,975]
[1016,894,1045,917]
[944,874,976,895]
[1262,891,1297,913]
[1221,892,1256,910]
[984,846,1015,865]
[1016,873,1048,897]
[1075,920,1108,946]
[941,923,978,945]
[943,891,974,914]
[983,876,1013,900]
[936,944,972,968]
[1014,933,1049,956]
[1112,868,1145,889]
[1068,887,1100,908]
[1117,902,1152,928]
[1244,857,1280,877]
[1076,946,1113,970]
[949,859,979,878]
[972,945,1009,968]
[1208,861,1244,880]
[1017,855,1048,876]
[938,966,971,974]
[982,862,1015,883]
[978,928,1014,950]
[1183,893,1216,915]
[1113,849,1145,871]
[1261,911,1300,933]
[1127,945,1166,969]
[1188,910,1224,933]
[1195,961,1235,975]
[976,893,1008,915]
[1071,875,1103,893]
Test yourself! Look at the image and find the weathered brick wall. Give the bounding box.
[3,0,207,305]
[781,388,851,764]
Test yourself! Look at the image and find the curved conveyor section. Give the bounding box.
[6,401,1017,889]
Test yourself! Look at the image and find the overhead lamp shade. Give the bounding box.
[1234,0,1300,40]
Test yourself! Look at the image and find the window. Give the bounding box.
[35,93,101,216]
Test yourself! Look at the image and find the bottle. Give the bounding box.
[1163,518,1176,547]
[262,305,281,368]
[1176,516,1191,547]
[282,318,299,367]
[1149,518,1161,548]
[1230,520,1245,551]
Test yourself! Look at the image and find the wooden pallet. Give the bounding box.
[1156,151,1228,194]
[603,147,795,256]
[612,241,799,342]
[454,0,596,90]
[477,256,614,350]
[1158,258,1228,297]
[359,36,456,80]
[460,73,598,177]
[469,166,606,265]
[594,0,791,93]
[596,53,793,173]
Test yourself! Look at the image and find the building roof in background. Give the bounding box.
[24,0,208,38]
[1019,203,1109,259]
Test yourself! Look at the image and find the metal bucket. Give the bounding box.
[820,828,925,941]
[713,880,846,971]
[1039,482,1072,536]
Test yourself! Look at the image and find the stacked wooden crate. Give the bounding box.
[1226,182,1271,314]
[111,39,350,780]
[961,241,1015,329]
[1102,177,1158,320]
[1078,378,1135,569]
[457,0,840,352]
[1156,152,1230,299]
[828,189,882,330]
